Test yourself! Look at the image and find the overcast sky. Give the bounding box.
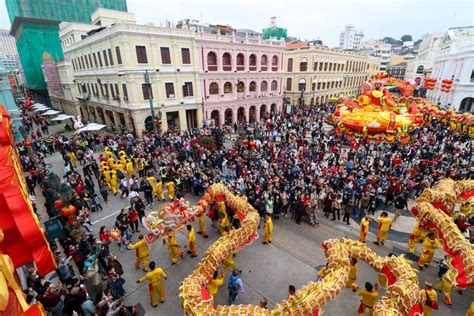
[1,0,473,46]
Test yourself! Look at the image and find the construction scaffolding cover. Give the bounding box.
[262,26,288,40]
[6,0,128,24]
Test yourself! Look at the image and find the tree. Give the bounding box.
[383,37,401,45]
[401,35,412,42]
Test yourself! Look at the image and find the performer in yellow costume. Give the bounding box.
[357,282,379,316]
[359,215,370,243]
[346,258,359,291]
[207,270,224,298]
[197,212,209,238]
[422,282,438,316]
[155,180,165,201]
[103,168,112,189]
[374,212,392,246]
[186,225,197,257]
[146,175,157,192]
[418,232,441,270]
[163,232,183,264]
[435,267,455,306]
[222,252,238,274]
[165,181,175,200]
[408,222,425,254]
[128,234,149,271]
[126,159,135,177]
[69,152,77,168]
[137,261,167,307]
[110,171,119,195]
[263,213,273,244]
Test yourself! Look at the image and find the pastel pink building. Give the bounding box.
[196,32,285,126]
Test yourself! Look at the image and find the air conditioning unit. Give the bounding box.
[123,96,129,101]
[113,96,120,101]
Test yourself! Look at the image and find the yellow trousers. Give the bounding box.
[168,190,175,200]
[435,279,452,305]
[155,189,164,200]
[189,241,197,256]
[359,231,367,242]
[168,246,182,264]
[136,256,149,271]
[222,257,238,274]
[377,230,389,242]
[149,282,165,305]
[198,217,208,237]
[263,232,272,243]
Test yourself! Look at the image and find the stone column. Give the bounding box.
[179,108,187,131]
[219,111,225,127]
[112,111,121,129]
[196,106,203,128]
[160,111,168,131]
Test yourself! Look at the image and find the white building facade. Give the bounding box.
[405,33,443,81]
[426,27,474,112]
[360,40,391,71]
[339,25,364,50]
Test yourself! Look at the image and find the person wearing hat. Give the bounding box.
[137,261,167,307]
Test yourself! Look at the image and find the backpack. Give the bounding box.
[228,275,239,294]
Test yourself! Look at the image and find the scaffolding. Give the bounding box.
[262,17,287,41]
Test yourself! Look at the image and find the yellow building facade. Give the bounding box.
[283,47,379,105]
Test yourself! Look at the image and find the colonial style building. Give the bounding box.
[283,46,379,105]
[426,27,474,112]
[196,31,285,126]
[405,33,443,82]
[55,9,202,135]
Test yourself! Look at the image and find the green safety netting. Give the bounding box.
[262,27,287,40]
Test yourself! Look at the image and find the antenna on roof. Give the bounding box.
[270,17,276,28]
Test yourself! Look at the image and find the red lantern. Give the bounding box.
[242,139,249,145]
[250,140,256,148]
[442,79,453,84]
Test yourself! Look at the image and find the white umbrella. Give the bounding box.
[76,123,107,133]
[42,110,61,116]
[52,114,74,121]
[33,107,50,112]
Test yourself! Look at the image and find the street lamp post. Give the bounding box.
[144,70,156,131]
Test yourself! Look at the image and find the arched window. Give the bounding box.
[209,82,219,95]
[224,82,232,94]
[249,54,257,71]
[223,53,231,71]
[271,80,278,91]
[300,57,308,72]
[249,81,257,92]
[207,52,217,71]
[298,78,306,91]
[236,53,245,71]
[416,65,424,74]
[261,55,268,71]
[237,81,245,93]
[260,80,268,92]
[271,55,278,71]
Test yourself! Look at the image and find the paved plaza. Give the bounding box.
[35,147,472,315]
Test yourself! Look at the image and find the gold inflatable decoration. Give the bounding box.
[179,184,424,315]
[412,179,474,293]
